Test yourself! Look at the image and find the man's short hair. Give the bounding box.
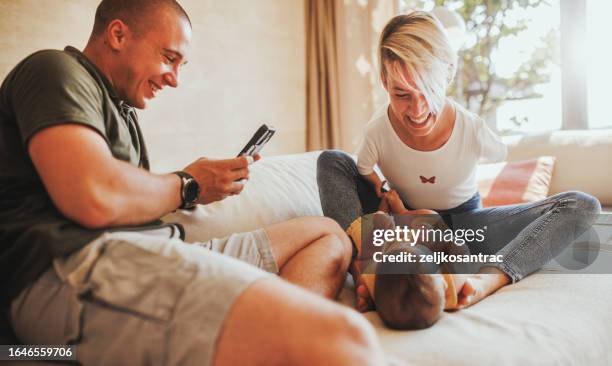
[92,0,191,37]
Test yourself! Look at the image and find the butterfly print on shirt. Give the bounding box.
[419,175,436,184]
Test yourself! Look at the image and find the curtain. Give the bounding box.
[306,0,396,151]
[305,0,341,150]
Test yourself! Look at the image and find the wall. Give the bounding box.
[335,0,395,152]
[0,0,306,173]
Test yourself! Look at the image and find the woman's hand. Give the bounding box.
[384,190,407,214]
[382,189,438,215]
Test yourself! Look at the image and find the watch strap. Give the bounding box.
[173,171,199,209]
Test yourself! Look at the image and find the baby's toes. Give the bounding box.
[460,278,476,297]
[356,285,375,312]
[458,278,480,307]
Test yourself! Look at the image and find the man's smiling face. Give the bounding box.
[114,8,191,109]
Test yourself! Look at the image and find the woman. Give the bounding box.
[316,11,601,329]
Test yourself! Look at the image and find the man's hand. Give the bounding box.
[182,154,260,204]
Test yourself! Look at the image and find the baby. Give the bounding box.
[348,190,497,330]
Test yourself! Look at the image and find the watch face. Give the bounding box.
[184,179,200,204]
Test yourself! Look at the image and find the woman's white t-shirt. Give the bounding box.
[356,100,507,210]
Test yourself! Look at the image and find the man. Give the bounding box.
[0,0,386,364]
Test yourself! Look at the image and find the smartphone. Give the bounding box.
[237,124,276,157]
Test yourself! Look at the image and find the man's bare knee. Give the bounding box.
[265,216,350,267]
[318,216,349,239]
[288,216,352,266]
[317,217,353,259]
[318,233,351,274]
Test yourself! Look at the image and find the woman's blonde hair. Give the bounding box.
[379,11,457,116]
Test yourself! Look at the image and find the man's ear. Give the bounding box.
[105,19,130,51]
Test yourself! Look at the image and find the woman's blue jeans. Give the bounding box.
[316,150,601,282]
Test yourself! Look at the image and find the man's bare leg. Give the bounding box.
[264,216,352,299]
[214,278,386,366]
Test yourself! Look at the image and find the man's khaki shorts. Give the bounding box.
[10,229,278,366]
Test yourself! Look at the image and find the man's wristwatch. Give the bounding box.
[173,171,200,209]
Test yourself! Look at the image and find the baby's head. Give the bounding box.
[375,245,446,329]
[376,273,446,330]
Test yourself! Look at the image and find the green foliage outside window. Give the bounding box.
[400,0,559,130]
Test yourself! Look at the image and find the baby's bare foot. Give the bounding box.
[356,284,375,312]
[457,277,483,308]
[457,270,511,308]
[349,260,375,312]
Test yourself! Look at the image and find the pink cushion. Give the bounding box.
[477,157,556,207]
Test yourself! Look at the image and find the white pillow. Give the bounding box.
[163,152,323,243]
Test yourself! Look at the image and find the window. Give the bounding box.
[494,1,561,133]
[585,0,612,129]
[399,0,562,134]
[399,1,612,132]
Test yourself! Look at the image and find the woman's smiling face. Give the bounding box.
[383,65,438,137]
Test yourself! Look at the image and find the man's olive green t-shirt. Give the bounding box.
[0,46,166,306]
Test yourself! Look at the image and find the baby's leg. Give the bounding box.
[377,195,390,213]
[346,213,396,312]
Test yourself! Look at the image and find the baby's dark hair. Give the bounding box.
[374,245,445,330]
